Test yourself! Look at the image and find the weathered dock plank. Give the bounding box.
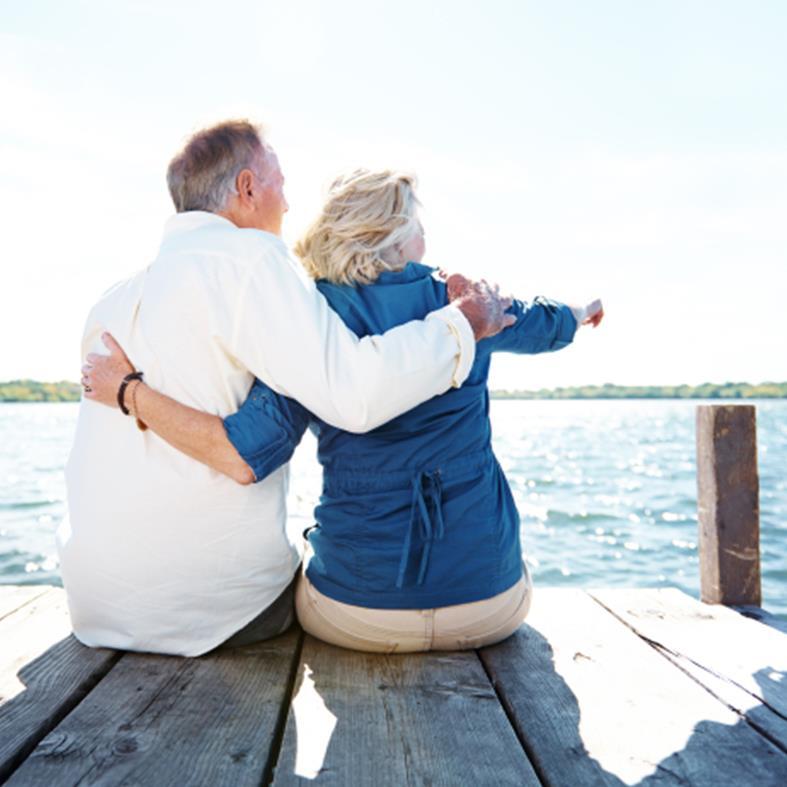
[272,635,539,786]
[5,585,786,785]
[0,585,50,622]
[0,587,119,783]
[6,629,302,786]
[591,587,787,752]
[480,588,787,786]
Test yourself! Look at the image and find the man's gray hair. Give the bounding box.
[167,120,265,213]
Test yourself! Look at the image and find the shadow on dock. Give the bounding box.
[3,588,787,785]
[478,621,787,786]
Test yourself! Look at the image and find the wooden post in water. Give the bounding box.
[696,404,761,606]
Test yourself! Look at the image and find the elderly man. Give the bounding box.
[60,120,512,657]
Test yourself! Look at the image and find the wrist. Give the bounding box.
[118,370,144,415]
[128,379,148,431]
[126,379,141,416]
[455,297,484,341]
[569,305,587,327]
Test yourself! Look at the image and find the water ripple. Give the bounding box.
[2,399,786,619]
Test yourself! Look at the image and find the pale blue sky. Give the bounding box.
[2,0,785,389]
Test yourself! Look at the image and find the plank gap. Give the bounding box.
[0,649,123,784]
[271,638,539,785]
[740,714,787,756]
[475,648,549,787]
[648,635,787,725]
[639,634,787,756]
[587,592,787,756]
[7,630,302,785]
[482,589,787,784]
[260,628,305,787]
[0,586,51,624]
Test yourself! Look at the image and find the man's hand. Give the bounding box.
[81,333,135,408]
[445,273,516,341]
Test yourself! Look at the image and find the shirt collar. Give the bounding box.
[160,210,287,251]
[162,211,238,238]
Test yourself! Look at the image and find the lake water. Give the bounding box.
[2,400,785,618]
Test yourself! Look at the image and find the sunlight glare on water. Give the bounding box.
[1,400,785,618]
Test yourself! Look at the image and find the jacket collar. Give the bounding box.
[374,262,436,285]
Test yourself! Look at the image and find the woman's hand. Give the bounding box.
[81,333,135,408]
[584,306,604,328]
[572,299,604,329]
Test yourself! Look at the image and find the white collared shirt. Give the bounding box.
[58,212,475,656]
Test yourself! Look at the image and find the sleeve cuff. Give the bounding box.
[426,303,476,388]
[562,304,579,344]
[570,305,587,326]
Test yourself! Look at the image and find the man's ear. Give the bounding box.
[235,170,255,203]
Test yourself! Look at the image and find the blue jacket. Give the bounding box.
[224,263,577,608]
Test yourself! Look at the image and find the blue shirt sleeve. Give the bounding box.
[482,296,578,355]
[223,379,311,483]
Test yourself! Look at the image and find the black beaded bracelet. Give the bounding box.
[118,371,144,415]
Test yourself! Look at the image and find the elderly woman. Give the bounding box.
[85,169,602,653]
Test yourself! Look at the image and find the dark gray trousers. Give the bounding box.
[217,572,297,649]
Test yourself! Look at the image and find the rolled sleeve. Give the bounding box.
[223,381,311,483]
[486,297,577,355]
[230,240,479,432]
[424,304,476,388]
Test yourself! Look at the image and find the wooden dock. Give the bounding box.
[2,583,786,786]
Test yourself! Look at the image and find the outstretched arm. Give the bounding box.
[82,335,255,485]
[485,297,603,355]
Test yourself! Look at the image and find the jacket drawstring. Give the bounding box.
[395,470,445,588]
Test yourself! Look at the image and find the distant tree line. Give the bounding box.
[0,380,81,402]
[490,382,787,400]
[2,379,786,403]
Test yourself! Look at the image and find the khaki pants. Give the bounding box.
[296,563,533,654]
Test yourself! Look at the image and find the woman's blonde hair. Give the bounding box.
[294,169,421,286]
